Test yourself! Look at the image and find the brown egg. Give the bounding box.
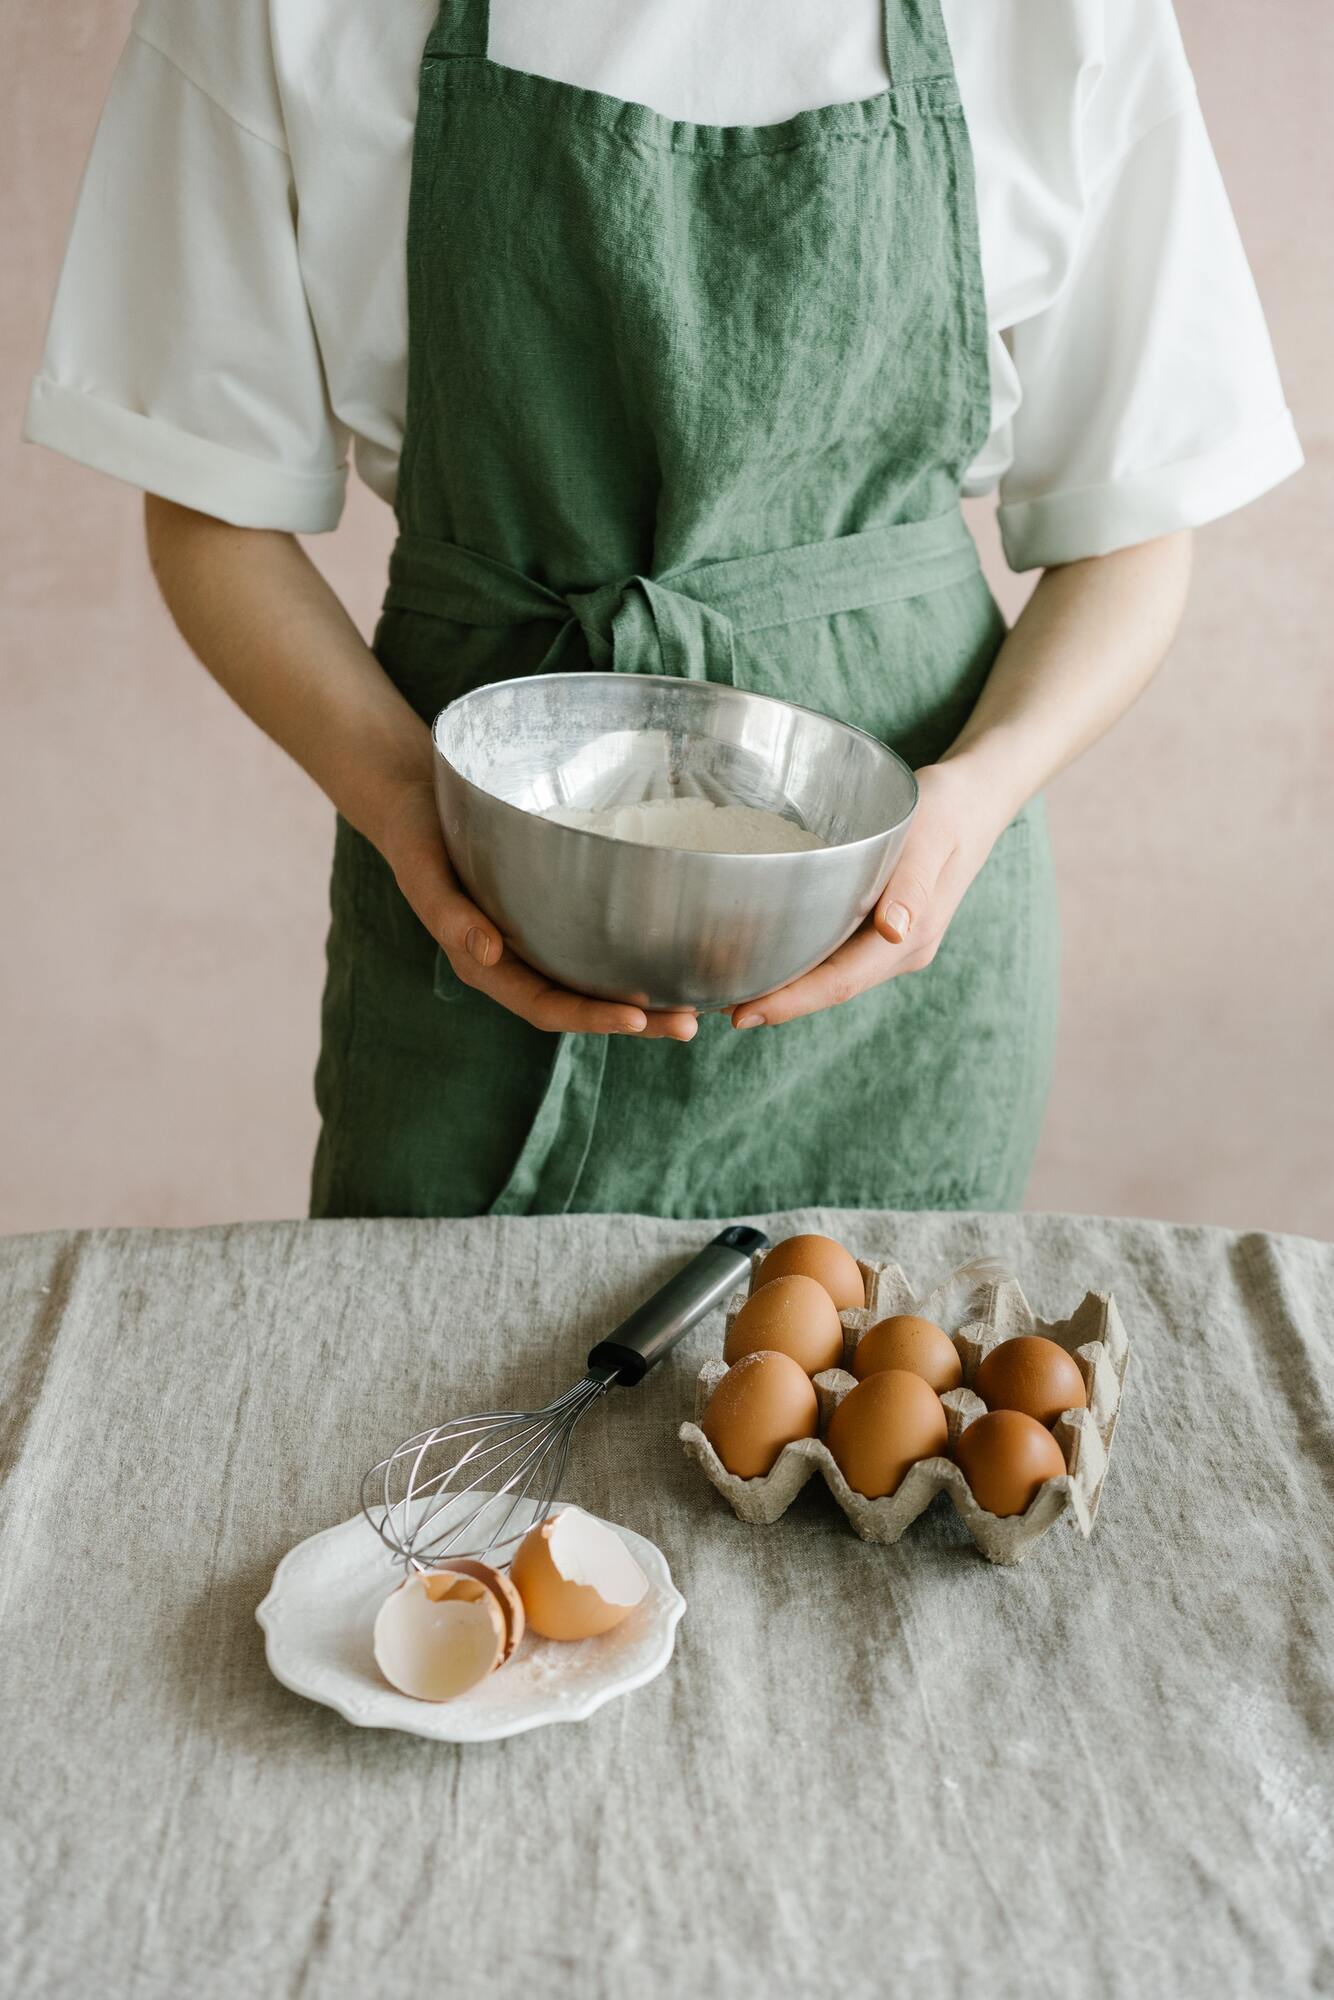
[724,1274,844,1376]
[953,1409,1068,1518]
[824,1368,949,1500]
[853,1313,962,1393]
[700,1350,819,1479]
[974,1335,1087,1428]
[755,1233,865,1310]
[509,1507,649,1642]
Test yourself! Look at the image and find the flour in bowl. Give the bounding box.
[541,797,825,854]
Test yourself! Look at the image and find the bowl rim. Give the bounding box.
[430,671,920,858]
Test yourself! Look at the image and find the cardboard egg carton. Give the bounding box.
[679,1252,1130,1566]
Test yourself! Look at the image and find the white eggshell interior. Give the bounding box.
[372,1574,506,1702]
[548,1508,649,1607]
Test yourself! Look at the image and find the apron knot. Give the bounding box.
[564,575,737,686]
[384,511,981,700]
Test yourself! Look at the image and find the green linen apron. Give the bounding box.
[310,0,1060,1221]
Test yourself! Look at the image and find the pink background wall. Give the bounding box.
[3,1,1331,1239]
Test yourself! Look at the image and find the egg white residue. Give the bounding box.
[542,796,824,854]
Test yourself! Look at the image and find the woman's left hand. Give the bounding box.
[729,758,1016,1031]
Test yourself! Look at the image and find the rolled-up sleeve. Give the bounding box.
[23,26,348,533]
[996,88,1303,573]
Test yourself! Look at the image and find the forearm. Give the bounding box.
[144,495,427,850]
[942,530,1194,821]
[750,529,1195,1023]
[142,497,696,1038]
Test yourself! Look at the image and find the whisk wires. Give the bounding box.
[361,1369,616,1570]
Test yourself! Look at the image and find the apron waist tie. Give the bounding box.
[387,506,980,1217]
[384,508,980,686]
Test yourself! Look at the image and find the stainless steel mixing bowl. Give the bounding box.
[432,672,917,1010]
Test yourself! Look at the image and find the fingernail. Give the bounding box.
[735,1012,765,1030]
[880,901,912,942]
[466,927,493,966]
[622,1014,648,1034]
[674,1020,698,1042]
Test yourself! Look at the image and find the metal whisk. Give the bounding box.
[361,1225,768,1570]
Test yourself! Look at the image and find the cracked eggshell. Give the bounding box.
[433,1557,525,1662]
[372,1569,508,1702]
[510,1507,650,1642]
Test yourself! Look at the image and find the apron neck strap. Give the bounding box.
[425,3,952,90]
[426,0,489,61]
[883,0,955,86]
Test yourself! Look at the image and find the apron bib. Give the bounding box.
[311,0,1060,1220]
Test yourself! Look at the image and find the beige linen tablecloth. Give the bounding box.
[2,1208,1331,1999]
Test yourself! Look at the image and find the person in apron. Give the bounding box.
[27,1,1300,1221]
[310,0,1056,1219]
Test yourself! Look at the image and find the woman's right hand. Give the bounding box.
[379,779,699,1041]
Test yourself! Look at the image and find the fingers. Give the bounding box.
[731,924,906,1029]
[872,826,957,948]
[731,808,968,1028]
[733,853,960,1029]
[463,955,698,1039]
[395,813,507,972]
[424,858,698,1037]
[389,794,699,1039]
[873,865,936,946]
[642,1010,700,1042]
[468,954,651,1035]
[442,923,699,1040]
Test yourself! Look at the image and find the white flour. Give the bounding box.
[541,796,824,854]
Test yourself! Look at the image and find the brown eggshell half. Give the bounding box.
[974,1334,1087,1428]
[700,1350,820,1479]
[852,1313,962,1393]
[724,1274,844,1376]
[372,1570,507,1702]
[824,1368,949,1499]
[509,1507,650,1643]
[953,1409,1069,1518]
[435,1557,525,1662]
[755,1233,865,1310]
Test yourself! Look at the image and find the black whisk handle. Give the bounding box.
[585,1225,770,1387]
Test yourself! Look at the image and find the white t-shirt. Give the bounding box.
[24,0,1302,572]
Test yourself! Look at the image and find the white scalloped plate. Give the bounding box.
[257,1500,686,1743]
